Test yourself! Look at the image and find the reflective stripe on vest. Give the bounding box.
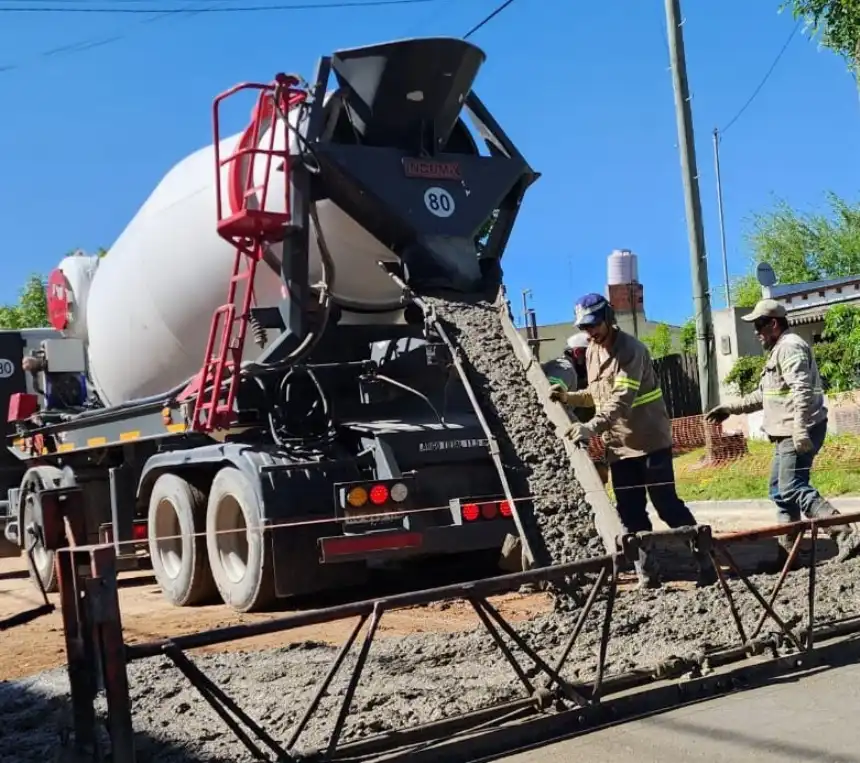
[631,387,663,408]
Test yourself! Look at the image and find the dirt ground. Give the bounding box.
[0,555,556,682]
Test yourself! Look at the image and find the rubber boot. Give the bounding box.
[775,529,802,571]
[809,499,860,564]
[831,527,860,563]
[689,541,717,588]
[634,548,661,591]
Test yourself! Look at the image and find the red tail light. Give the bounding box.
[499,500,513,518]
[369,484,389,505]
[132,522,148,541]
[461,503,480,522]
[481,502,498,520]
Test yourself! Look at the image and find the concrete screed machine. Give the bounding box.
[1,37,542,613]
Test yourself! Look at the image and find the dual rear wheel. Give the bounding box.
[148,467,274,612]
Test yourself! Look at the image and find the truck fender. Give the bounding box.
[136,443,276,511]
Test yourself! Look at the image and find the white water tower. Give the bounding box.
[607,248,639,286]
[605,249,644,335]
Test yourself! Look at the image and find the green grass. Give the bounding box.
[671,434,860,502]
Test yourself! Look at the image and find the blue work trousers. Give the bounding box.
[768,419,829,524]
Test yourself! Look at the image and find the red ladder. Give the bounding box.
[190,74,307,433]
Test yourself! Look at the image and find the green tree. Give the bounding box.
[0,275,49,329]
[730,274,763,308]
[815,303,860,390]
[680,318,697,355]
[724,354,767,396]
[785,0,860,74]
[643,322,673,359]
[747,194,860,281]
[729,192,860,303]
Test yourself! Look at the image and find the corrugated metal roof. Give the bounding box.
[770,274,860,298]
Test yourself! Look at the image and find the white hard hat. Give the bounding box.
[566,333,589,350]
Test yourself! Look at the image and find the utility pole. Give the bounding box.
[520,289,532,329]
[664,0,718,413]
[712,129,731,308]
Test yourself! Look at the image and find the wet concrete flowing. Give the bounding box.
[422,294,603,567]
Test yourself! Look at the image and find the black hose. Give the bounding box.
[366,372,447,427]
[267,366,337,458]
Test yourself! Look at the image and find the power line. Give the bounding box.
[462,0,517,40]
[0,0,434,11]
[719,21,801,136]
[0,0,451,71]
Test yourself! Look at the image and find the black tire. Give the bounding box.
[205,467,275,613]
[148,473,217,607]
[20,466,63,593]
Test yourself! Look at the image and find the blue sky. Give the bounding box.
[0,0,858,328]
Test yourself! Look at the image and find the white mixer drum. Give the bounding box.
[47,251,100,341]
[85,92,402,407]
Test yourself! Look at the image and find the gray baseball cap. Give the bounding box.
[740,298,787,322]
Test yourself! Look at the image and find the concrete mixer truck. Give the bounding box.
[2,37,539,612]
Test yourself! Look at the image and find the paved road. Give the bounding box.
[494,661,860,762]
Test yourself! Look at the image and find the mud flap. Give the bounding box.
[498,533,526,574]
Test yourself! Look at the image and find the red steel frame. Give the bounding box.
[189,74,308,433]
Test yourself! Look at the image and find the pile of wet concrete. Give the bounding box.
[6,557,860,763]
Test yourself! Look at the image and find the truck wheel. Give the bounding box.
[206,467,275,613]
[20,466,64,593]
[148,474,216,607]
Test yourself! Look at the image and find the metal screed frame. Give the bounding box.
[45,511,860,762]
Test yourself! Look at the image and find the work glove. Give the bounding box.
[562,421,593,446]
[705,405,731,424]
[549,384,569,404]
[793,429,813,455]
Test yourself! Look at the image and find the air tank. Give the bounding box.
[68,93,408,407]
[607,248,638,285]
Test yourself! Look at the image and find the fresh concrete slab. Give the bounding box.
[642,497,860,573]
[496,660,860,762]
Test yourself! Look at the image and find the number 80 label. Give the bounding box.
[423,187,456,218]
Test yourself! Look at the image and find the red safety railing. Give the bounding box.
[190,75,307,433]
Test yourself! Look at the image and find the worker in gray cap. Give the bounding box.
[706,298,860,565]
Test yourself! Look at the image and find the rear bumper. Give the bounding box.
[319,519,514,564]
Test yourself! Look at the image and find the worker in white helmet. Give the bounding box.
[542,333,592,424]
[544,334,589,389]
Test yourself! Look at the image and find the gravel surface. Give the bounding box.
[4,557,860,762]
[423,293,603,568]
